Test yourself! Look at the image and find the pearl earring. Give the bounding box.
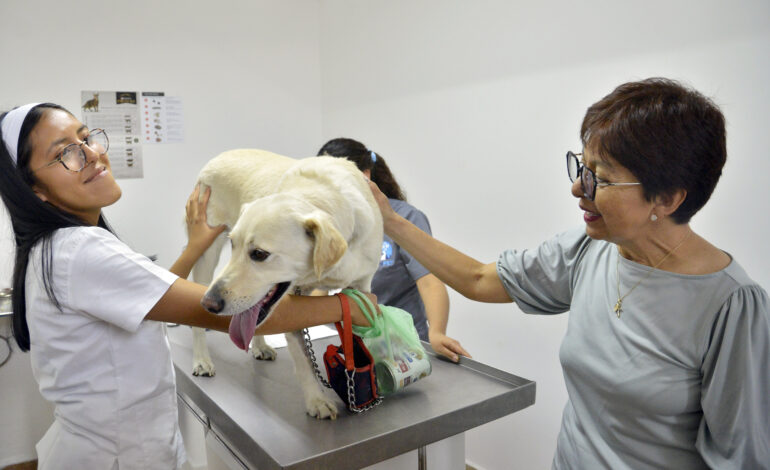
[651,214,658,221]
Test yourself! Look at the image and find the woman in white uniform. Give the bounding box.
[0,103,374,470]
[367,79,769,467]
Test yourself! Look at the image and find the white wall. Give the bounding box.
[318,2,770,469]
[0,0,322,465]
[0,0,323,268]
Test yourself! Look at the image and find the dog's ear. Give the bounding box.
[304,214,347,279]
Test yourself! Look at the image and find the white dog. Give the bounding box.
[190,149,382,419]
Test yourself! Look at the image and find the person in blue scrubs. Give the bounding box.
[319,138,470,362]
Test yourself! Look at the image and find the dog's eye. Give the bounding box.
[250,249,270,262]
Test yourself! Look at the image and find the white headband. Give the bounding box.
[1,103,41,165]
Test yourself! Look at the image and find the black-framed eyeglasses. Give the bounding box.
[566,151,641,201]
[34,129,109,173]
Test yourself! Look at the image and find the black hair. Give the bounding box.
[0,103,113,351]
[317,137,407,201]
[581,78,727,224]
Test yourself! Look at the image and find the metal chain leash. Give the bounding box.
[298,287,382,413]
[297,286,332,389]
[301,327,383,413]
[345,369,383,413]
[301,327,331,388]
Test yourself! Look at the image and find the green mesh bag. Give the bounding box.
[342,289,432,395]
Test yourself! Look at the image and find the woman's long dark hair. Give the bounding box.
[0,104,112,351]
[317,137,407,201]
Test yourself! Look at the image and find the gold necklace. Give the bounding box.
[614,230,692,318]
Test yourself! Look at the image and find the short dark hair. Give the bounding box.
[317,137,407,201]
[580,77,727,224]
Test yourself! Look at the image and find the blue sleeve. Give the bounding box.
[696,284,770,467]
[496,228,592,314]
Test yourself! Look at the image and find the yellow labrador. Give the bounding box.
[190,149,382,419]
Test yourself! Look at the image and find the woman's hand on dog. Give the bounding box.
[367,180,400,232]
[169,185,227,279]
[185,184,227,255]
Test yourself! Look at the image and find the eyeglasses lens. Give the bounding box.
[60,146,85,171]
[581,166,595,200]
[86,131,108,155]
[567,152,579,183]
[60,131,109,171]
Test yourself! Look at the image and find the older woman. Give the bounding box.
[368,78,769,468]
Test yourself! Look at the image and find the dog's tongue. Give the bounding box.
[229,305,260,351]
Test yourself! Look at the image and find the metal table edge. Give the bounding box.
[173,340,537,470]
[175,365,284,470]
[281,379,536,470]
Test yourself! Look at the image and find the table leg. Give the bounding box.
[418,445,427,470]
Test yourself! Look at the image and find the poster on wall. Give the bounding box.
[80,90,144,179]
[141,92,184,144]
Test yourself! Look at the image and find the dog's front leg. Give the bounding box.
[192,327,216,376]
[285,331,338,419]
[249,335,277,361]
[191,231,228,377]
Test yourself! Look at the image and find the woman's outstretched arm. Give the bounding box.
[145,280,373,333]
[370,180,511,303]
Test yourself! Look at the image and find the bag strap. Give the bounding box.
[341,289,378,324]
[341,289,395,362]
[334,293,355,372]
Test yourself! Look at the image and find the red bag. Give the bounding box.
[323,293,381,412]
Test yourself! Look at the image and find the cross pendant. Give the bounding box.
[614,300,623,318]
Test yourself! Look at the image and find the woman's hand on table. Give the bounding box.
[429,331,471,363]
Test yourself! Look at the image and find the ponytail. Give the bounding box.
[317,137,407,201]
[368,152,406,201]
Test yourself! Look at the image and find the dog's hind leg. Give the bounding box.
[285,331,338,419]
[191,232,228,377]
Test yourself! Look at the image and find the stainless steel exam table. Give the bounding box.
[167,325,535,470]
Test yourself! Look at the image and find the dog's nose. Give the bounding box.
[201,292,225,314]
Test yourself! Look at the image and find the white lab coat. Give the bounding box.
[26,226,186,469]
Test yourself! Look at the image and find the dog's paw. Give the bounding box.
[192,359,216,377]
[251,344,277,361]
[306,395,338,420]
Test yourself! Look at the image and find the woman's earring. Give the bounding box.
[651,214,658,222]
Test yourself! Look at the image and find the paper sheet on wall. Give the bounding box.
[80,91,144,179]
[141,92,184,144]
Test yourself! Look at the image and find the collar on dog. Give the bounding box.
[1,103,41,166]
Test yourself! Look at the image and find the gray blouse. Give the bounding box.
[497,228,769,469]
